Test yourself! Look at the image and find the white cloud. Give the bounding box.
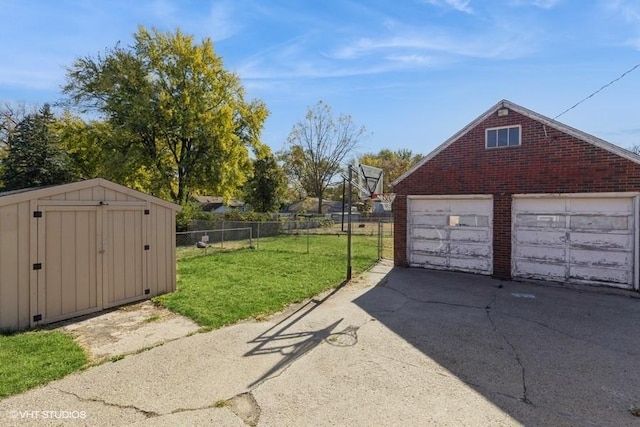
[607,0,640,23]
[207,2,242,41]
[331,28,534,62]
[423,0,474,14]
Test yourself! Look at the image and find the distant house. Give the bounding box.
[192,196,246,213]
[286,197,343,215]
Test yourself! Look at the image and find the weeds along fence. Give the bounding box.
[175,218,394,259]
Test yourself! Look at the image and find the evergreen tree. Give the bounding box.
[245,155,286,212]
[1,104,75,191]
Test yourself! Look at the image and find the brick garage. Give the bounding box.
[392,100,640,291]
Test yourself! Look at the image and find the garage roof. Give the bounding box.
[392,99,640,187]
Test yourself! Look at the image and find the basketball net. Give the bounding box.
[375,193,396,211]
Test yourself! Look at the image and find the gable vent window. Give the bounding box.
[486,125,521,148]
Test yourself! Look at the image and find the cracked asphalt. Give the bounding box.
[2,260,640,426]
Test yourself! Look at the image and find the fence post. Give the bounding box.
[306,218,310,254]
[378,220,382,260]
[257,222,260,250]
[221,220,225,249]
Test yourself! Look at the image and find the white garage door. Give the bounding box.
[512,194,638,289]
[408,196,493,274]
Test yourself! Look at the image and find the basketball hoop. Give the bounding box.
[376,193,396,211]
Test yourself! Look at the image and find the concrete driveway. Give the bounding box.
[1,261,639,426]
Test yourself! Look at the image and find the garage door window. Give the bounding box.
[449,215,489,227]
[570,215,628,230]
[517,214,565,228]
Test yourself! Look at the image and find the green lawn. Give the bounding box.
[0,331,87,398]
[158,234,384,329]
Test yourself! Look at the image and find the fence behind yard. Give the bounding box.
[176,218,393,260]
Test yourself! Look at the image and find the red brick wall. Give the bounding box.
[394,109,640,279]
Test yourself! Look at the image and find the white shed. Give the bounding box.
[0,178,181,331]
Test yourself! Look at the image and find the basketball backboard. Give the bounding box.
[356,164,383,200]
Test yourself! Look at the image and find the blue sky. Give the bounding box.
[1,0,640,158]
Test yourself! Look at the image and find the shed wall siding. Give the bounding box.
[0,201,31,330]
[393,109,640,279]
[0,180,178,331]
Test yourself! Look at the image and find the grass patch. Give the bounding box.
[144,314,162,323]
[159,234,384,329]
[0,331,87,398]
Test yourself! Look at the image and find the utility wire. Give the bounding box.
[554,62,640,120]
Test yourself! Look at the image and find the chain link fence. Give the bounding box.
[176,217,393,260]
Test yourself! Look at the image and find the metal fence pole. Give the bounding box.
[347,165,353,281]
[378,220,382,260]
[221,220,225,249]
[306,218,310,254]
[257,222,260,250]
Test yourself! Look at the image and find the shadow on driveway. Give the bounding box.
[353,266,640,426]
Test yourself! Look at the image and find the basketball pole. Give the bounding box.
[346,165,353,281]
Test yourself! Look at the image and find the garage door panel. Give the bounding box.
[570,232,631,250]
[450,199,492,214]
[515,261,566,281]
[450,257,491,272]
[412,215,447,226]
[412,240,447,254]
[516,198,566,212]
[515,229,567,246]
[450,228,490,242]
[412,227,446,239]
[410,253,448,267]
[568,198,632,213]
[410,200,449,213]
[569,266,630,285]
[515,245,566,262]
[569,249,631,268]
[408,197,492,275]
[449,243,491,257]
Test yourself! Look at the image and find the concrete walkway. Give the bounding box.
[1,261,639,426]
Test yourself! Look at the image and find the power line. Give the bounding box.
[554,62,640,120]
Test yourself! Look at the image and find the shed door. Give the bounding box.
[104,207,147,308]
[37,206,102,324]
[408,197,493,274]
[512,195,637,289]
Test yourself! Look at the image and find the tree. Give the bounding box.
[63,26,269,204]
[53,113,157,192]
[1,104,75,191]
[279,101,367,214]
[244,154,287,212]
[0,103,30,149]
[627,144,640,155]
[358,148,423,193]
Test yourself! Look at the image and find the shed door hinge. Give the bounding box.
[144,245,150,251]
[33,211,42,218]
[33,314,42,322]
[33,263,42,270]
[144,289,150,295]
[144,209,150,215]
